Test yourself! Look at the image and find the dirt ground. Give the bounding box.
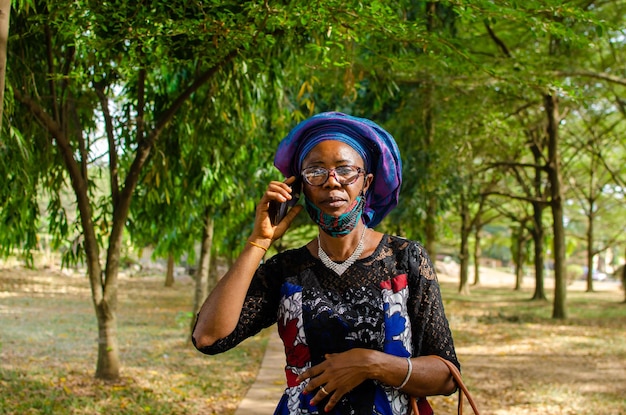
[434,265,626,415]
[1,261,625,414]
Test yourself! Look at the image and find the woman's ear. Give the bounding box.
[363,173,374,194]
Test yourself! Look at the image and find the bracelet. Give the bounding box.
[248,241,268,252]
[395,357,412,390]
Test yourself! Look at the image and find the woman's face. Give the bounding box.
[301,140,373,216]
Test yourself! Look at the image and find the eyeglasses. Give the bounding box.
[301,165,366,186]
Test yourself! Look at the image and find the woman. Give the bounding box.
[193,112,459,415]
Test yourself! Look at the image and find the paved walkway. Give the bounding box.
[234,328,285,415]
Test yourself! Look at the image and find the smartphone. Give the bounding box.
[268,178,301,225]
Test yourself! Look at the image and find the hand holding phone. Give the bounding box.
[268,178,301,225]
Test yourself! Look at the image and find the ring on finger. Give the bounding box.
[320,386,329,395]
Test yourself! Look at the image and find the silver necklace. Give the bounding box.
[317,227,367,276]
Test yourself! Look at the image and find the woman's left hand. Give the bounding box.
[297,348,375,412]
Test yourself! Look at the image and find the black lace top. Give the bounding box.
[196,235,458,415]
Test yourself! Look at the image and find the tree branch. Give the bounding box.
[482,190,550,206]
[111,47,241,265]
[13,87,104,296]
[94,83,119,207]
[136,67,146,148]
[553,70,626,86]
[44,22,60,125]
[484,22,512,58]
[482,161,546,172]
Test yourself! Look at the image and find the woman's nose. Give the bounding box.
[323,169,342,187]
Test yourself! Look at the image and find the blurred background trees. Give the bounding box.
[2,0,625,379]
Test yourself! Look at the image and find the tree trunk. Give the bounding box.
[513,227,525,291]
[94,302,121,379]
[472,224,481,286]
[95,238,125,380]
[530,203,547,300]
[544,94,567,319]
[193,211,214,316]
[425,196,438,261]
[190,211,214,334]
[622,246,626,303]
[458,194,471,295]
[91,208,122,380]
[165,254,175,287]
[423,2,438,260]
[585,206,595,292]
[0,0,9,130]
[208,247,219,292]
[530,142,547,301]
[597,252,606,273]
[86,241,121,380]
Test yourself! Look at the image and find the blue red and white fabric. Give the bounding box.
[275,273,415,414]
[274,112,402,228]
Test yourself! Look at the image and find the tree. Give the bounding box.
[562,90,626,292]
[471,208,501,286]
[544,93,568,318]
[452,141,503,295]
[463,0,625,316]
[6,0,443,379]
[6,0,293,380]
[5,6,626,391]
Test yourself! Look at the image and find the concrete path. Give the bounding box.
[234,328,285,415]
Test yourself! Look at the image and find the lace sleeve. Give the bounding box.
[406,242,460,371]
[194,258,283,355]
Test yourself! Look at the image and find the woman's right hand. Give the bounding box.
[250,176,303,244]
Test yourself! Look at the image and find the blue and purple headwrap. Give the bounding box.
[274,112,402,228]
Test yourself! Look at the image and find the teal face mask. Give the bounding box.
[304,194,365,237]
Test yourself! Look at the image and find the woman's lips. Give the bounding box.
[322,197,347,209]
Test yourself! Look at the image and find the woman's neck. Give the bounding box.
[318,223,368,261]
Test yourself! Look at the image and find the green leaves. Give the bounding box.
[4,0,625,316]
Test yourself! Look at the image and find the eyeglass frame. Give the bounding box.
[300,165,367,187]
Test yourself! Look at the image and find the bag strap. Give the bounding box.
[407,356,480,415]
[430,355,480,415]
[409,396,432,415]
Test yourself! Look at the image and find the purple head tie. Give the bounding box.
[274,112,402,228]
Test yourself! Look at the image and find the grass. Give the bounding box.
[0,268,268,415]
[1,267,625,414]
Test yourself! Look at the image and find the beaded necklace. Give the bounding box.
[317,227,367,276]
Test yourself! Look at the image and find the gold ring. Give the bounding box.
[320,386,329,395]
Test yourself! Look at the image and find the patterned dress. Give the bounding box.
[196,235,459,415]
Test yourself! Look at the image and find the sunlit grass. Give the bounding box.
[0,269,269,415]
[435,277,626,415]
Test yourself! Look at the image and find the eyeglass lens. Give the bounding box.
[302,166,363,186]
